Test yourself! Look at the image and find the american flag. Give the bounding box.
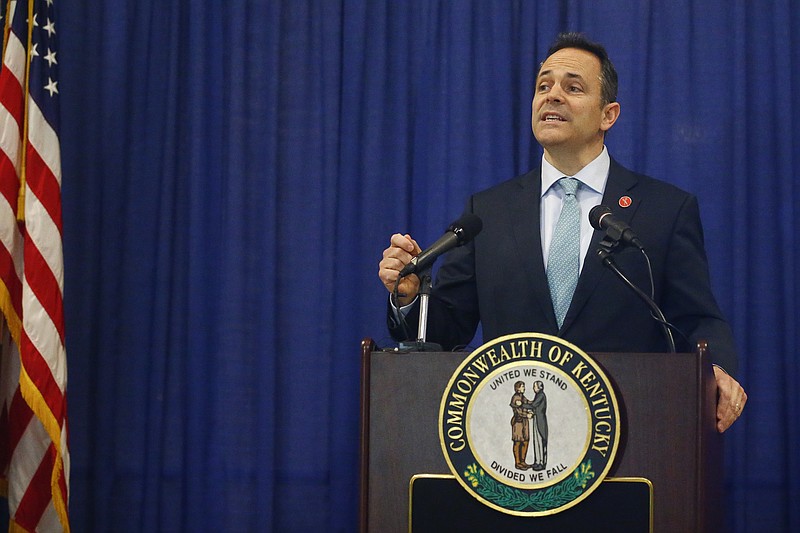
[0,0,70,531]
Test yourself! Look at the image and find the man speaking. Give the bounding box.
[378,32,746,432]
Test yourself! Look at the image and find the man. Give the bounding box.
[378,33,746,432]
[527,381,548,471]
[509,381,533,470]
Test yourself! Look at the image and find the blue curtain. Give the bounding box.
[56,1,798,531]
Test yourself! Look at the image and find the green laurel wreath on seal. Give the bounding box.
[462,461,596,512]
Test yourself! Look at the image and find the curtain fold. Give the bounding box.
[56,1,798,531]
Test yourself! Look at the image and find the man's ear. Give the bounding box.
[600,102,621,132]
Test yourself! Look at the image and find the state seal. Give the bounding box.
[439,332,620,516]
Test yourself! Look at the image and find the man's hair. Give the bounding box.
[514,380,525,391]
[544,32,618,106]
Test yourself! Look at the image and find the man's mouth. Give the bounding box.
[542,113,566,122]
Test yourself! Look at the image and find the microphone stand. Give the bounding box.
[596,237,676,353]
[399,268,443,352]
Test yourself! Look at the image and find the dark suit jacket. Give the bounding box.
[389,159,738,374]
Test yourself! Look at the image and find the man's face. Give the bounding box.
[531,47,614,153]
[516,384,525,394]
[534,382,542,393]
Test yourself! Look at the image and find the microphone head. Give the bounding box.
[448,214,483,245]
[589,205,612,230]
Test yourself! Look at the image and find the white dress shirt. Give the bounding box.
[540,147,610,272]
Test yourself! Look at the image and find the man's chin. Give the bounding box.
[533,131,571,150]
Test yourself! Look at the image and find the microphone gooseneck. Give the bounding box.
[590,206,677,352]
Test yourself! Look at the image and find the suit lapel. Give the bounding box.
[561,159,642,332]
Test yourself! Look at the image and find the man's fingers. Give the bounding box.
[378,233,423,302]
[714,367,747,433]
[389,233,418,254]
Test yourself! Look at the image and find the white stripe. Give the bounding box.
[36,502,61,533]
[26,98,62,184]
[1,31,27,88]
[0,102,23,162]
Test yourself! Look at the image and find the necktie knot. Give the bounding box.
[558,177,579,197]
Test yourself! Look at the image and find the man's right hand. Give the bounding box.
[378,233,422,306]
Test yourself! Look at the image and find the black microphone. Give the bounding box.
[589,205,644,250]
[399,214,483,277]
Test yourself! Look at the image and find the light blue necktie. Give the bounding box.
[547,177,581,328]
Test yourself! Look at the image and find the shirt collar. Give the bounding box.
[540,146,610,197]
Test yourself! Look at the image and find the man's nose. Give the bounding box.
[546,85,564,103]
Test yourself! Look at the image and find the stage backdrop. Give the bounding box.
[55,1,797,532]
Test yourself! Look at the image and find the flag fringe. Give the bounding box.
[19,363,69,532]
[0,281,22,345]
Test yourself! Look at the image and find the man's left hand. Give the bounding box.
[714,365,747,433]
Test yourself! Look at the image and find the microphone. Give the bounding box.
[589,205,644,250]
[399,214,483,277]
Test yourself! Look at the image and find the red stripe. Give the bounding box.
[19,330,64,424]
[0,150,21,208]
[0,243,23,317]
[0,67,24,130]
[8,388,34,457]
[14,442,55,531]
[25,145,63,236]
[23,240,65,342]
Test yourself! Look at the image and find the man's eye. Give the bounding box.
[537,83,550,92]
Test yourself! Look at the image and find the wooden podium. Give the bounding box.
[359,338,724,532]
